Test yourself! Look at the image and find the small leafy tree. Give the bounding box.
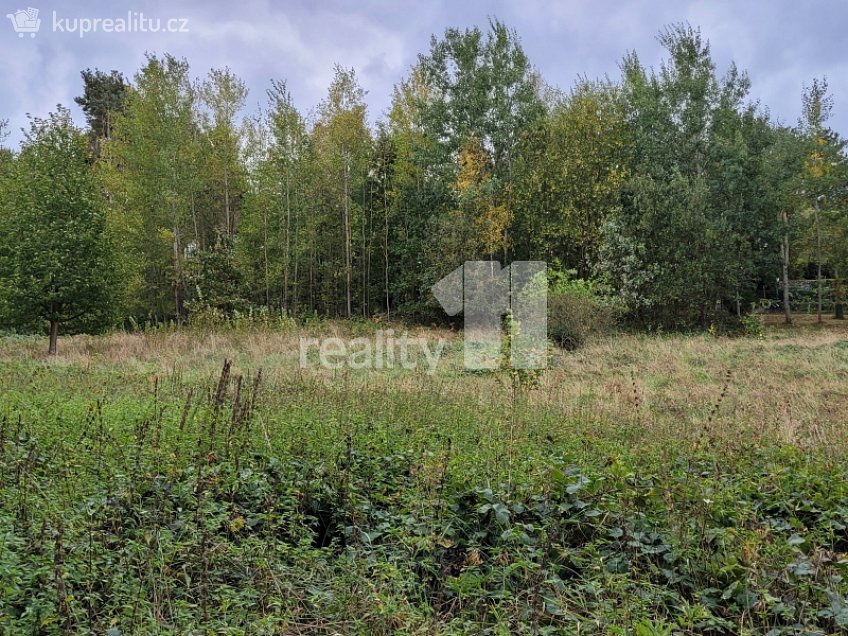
[0,107,115,354]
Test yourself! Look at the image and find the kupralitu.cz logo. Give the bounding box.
[6,7,189,38]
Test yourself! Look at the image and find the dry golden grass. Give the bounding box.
[542,326,848,448]
[1,315,847,451]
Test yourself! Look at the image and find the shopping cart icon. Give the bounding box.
[6,7,41,38]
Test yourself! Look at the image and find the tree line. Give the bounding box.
[0,21,846,352]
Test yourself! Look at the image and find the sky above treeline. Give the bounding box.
[1,0,846,146]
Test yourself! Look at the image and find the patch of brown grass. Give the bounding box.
[1,317,846,452]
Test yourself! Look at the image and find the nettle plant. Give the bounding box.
[499,309,544,393]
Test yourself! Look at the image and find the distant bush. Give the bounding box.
[740,312,765,339]
[547,271,619,350]
[187,305,297,332]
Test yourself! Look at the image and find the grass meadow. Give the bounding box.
[2,317,848,634]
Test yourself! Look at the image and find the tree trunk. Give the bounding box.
[48,320,59,356]
[363,180,370,317]
[309,238,315,314]
[191,192,200,249]
[383,168,390,318]
[782,209,792,324]
[292,199,300,316]
[284,174,291,313]
[263,205,270,307]
[172,205,182,322]
[814,196,823,324]
[171,161,183,322]
[224,164,231,236]
[343,151,352,318]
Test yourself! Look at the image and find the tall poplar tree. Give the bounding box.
[102,54,198,322]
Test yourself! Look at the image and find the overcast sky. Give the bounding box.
[1,0,846,146]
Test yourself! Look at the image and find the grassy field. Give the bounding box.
[2,318,848,634]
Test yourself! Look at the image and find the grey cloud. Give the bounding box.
[1,0,845,146]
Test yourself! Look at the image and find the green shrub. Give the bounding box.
[547,272,618,350]
[184,236,251,319]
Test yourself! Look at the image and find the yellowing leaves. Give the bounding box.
[476,203,510,257]
[456,137,489,195]
[454,137,510,258]
[229,515,246,533]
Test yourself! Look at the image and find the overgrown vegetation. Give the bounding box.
[1,13,847,635]
[2,322,848,634]
[547,271,619,350]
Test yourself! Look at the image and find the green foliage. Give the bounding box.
[597,25,791,329]
[237,79,309,313]
[198,66,249,240]
[101,54,199,322]
[512,81,630,274]
[73,68,128,152]
[740,305,766,339]
[0,108,116,343]
[796,78,848,291]
[2,354,848,633]
[4,19,848,337]
[311,66,372,317]
[4,22,848,631]
[499,308,543,389]
[387,19,544,314]
[547,269,619,349]
[184,236,250,317]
